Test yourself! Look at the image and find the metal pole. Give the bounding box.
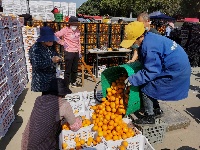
[27,0,30,14]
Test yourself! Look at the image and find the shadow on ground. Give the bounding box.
[177,146,199,150]
[0,115,23,150]
[189,85,200,99]
[185,106,200,124]
[0,88,28,150]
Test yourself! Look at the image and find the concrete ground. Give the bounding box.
[0,68,200,150]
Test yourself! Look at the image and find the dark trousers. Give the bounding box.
[142,92,160,115]
[64,51,79,87]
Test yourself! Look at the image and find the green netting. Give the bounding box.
[54,13,63,22]
[101,61,142,116]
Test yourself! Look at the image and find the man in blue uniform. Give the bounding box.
[120,21,191,124]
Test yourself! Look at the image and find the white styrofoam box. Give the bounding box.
[22,26,40,37]
[2,0,14,5]
[4,40,15,54]
[60,2,68,11]
[27,73,32,82]
[59,125,97,150]
[11,16,21,27]
[7,62,19,77]
[45,13,54,21]
[0,81,11,104]
[8,71,20,89]
[29,0,38,6]
[12,27,21,38]
[20,0,27,5]
[0,46,6,65]
[21,8,28,14]
[0,15,12,28]
[0,28,13,42]
[0,64,7,84]
[23,36,37,46]
[0,95,13,121]
[53,2,61,7]
[17,57,26,70]
[62,11,69,16]
[13,84,23,99]
[6,51,18,66]
[37,5,46,13]
[68,2,76,8]
[0,107,15,138]
[68,11,76,17]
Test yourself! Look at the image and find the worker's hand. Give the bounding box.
[70,116,82,132]
[127,60,134,63]
[52,56,61,63]
[79,53,82,58]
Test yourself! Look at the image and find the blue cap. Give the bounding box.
[37,26,57,42]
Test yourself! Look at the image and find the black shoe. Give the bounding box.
[154,108,164,118]
[71,82,82,88]
[134,115,155,124]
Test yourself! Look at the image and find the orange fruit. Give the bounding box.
[121,141,128,147]
[112,130,117,136]
[110,102,116,108]
[103,131,107,137]
[116,126,121,132]
[107,130,111,133]
[74,137,80,143]
[105,101,110,106]
[88,137,93,142]
[110,96,116,101]
[98,105,104,110]
[123,127,128,133]
[62,143,68,149]
[107,92,112,96]
[109,120,114,126]
[96,136,101,143]
[97,127,102,132]
[106,106,111,112]
[119,145,126,150]
[92,114,96,120]
[113,135,118,141]
[112,108,117,113]
[103,119,108,124]
[102,125,108,130]
[92,140,97,146]
[105,115,110,120]
[105,135,111,141]
[76,142,81,147]
[98,122,103,127]
[102,97,106,101]
[108,125,114,130]
[98,131,103,137]
[92,125,98,131]
[126,132,132,138]
[107,88,112,92]
[122,134,127,140]
[113,122,118,127]
[80,139,85,145]
[110,114,115,120]
[87,141,91,146]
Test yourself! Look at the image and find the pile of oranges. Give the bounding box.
[90,74,135,143]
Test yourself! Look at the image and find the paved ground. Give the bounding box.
[0,68,200,150]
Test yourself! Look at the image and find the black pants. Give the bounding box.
[64,51,79,87]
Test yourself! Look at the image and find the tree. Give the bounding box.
[180,0,200,18]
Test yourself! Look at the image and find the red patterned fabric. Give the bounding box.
[21,95,81,150]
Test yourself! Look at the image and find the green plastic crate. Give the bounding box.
[101,61,142,116]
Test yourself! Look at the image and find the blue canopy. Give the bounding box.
[78,18,87,22]
[149,11,175,20]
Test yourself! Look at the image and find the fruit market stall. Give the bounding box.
[0,14,28,138]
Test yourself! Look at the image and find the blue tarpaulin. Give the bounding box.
[149,11,175,20]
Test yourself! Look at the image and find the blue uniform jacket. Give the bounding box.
[128,32,191,101]
[29,42,58,92]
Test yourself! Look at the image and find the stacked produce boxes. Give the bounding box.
[0,14,28,138]
[22,26,40,82]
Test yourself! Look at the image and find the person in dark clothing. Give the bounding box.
[18,13,33,26]
[29,26,61,95]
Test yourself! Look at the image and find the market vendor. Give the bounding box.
[128,12,161,64]
[29,26,62,95]
[21,78,82,150]
[120,21,191,124]
[55,16,82,88]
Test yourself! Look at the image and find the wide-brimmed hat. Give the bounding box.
[37,26,57,42]
[120,21,145,48]
[46,78,72,96]
[68,16,79,25]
